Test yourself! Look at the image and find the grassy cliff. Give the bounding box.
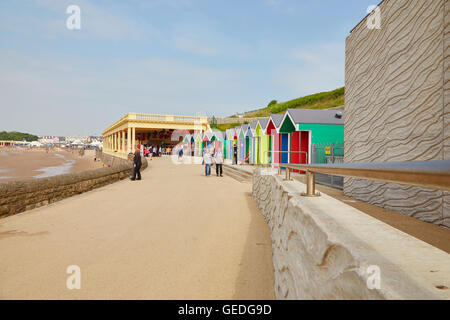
[243,87,344,118]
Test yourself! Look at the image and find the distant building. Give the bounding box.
[65,136,89,144]
[38,136,60,144]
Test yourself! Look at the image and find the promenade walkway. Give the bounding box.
[0,158,274,299]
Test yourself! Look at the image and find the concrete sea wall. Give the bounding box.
[345,0,450,228]
[0,152,147,218]
[252,168,450,300]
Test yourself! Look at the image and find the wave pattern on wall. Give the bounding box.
[344,0,449,228]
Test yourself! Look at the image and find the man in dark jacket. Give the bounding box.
[131,147,142,181]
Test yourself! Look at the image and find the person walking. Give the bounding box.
[203,149,212,176]
[233,143,238,165]
[214,149,224,177]
[130,147,142,181]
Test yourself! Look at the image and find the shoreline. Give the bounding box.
[0,148,103,182]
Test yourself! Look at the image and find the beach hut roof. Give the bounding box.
[257,118,269,130]
[269,114,284,128]
[203,132,213,141]
[194,132,203,141]
[285,109,345,125]
[211,130,224,140]
[245,124,254,137]
[249,121,258,130]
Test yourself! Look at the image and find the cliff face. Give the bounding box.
[345,0,450,228]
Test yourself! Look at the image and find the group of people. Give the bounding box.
[142,145,174,159]
[130,144,230,181]
[202,148,224,177]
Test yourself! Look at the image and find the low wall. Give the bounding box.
[96,149,134,166]
[252,168,450,300]
[0,153,147,219]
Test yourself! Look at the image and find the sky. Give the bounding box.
[0,0,377,136]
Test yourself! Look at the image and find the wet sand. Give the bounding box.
[0,148,103,182]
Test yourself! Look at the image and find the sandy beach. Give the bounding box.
[0,148,103,182]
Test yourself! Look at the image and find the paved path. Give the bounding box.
[0,158,274,299]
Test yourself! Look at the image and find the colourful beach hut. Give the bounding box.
[211,130,224,153]
[202,132,212,152]
[279,109,345,169]
[225,128,235,160]
[265,114,284,167]
[248,121,258,164]
[238,125,248,163]
[256,118,270,164]
[244,124,254,164]
[194,132,203,156]
[183,134,191,154]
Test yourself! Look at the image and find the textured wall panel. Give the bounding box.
[345,0,449,228]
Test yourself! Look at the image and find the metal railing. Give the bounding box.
[262,150,308,166]
[270,160,450,197]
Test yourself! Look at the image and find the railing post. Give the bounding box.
[307,171,315,195]
[284,167,292,181]
[302,170,320,197]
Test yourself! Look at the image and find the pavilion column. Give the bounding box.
[121,130,125,153]
[131,127,136,151]
[118,131,121,152]
[114,133,117,151]
[127,127,131,153]
[119,131,122,152]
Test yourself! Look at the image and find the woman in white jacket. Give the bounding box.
[203,149,212,176]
